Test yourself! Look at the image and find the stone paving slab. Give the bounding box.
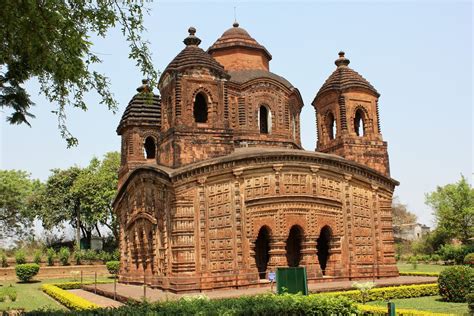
[82,276,437,304]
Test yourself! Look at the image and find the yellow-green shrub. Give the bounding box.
[357,304,456,316]
[41,284,99,310]
[321,283,438,302]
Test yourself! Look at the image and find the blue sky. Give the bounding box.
[1,1,472,228]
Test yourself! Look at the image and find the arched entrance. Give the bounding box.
[254,226,271,279]
[317,226,332,275]
[286,225,304,267]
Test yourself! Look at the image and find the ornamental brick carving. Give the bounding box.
[114,25,399,292]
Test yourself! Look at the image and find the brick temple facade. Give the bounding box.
[114,24,399,292]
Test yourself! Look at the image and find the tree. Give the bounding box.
[0,1,158,147]
[33,152,120,247]
[0,170,38,239]
[391,197,417,226]
[72,151,120,241]
[425,175,474,244]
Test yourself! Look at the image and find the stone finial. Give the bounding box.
[136,79,152,93]
[335,51,350,67]
[233,21,239,27]
[183,26,201,46]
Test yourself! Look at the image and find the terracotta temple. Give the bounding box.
[114,23,399,292]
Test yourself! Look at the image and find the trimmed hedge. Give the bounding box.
[41,284,99,310]
[399,271,440,277]
[438,265,474,302]
[357,304,456,316]
[31,293,357,315]
[15,263,40,282]
[322,283,438,302]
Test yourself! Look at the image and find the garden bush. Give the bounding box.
[15,263,40,282]
[36,292,357,315]
[33,249,42,264]
[82,249,99,261]
[438,265,474,302]
[15,249,26,264]
[323,283,438,302]
[73,248,83,265]
[58,247,70,266]
[466,292,474,315]
[430,254,441,262]
[46,248,55,266]
[464,253,474,266]
[1,251,8,267]
[105,261,119,275]
[438,244,474,264]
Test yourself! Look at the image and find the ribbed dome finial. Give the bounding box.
[183,26,201,46]
[335,51,350,67]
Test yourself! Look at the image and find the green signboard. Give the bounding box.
[276,267,308,295]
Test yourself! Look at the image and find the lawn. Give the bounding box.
[396,262,448,273]
[366,295,468,315]
[0,276,112,312]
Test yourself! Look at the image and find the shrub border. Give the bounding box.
[320,283,438,302]
[357,304,456,316]
[41,281,112,310]
[41,284,99,310]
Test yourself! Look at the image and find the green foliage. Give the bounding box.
[324,283,438,303]
[73,250,82,265]
[15,249,26,264]
[464,253,474,266]
[0,170,38,239]
[438,243,474,264]
[466,292,474,314]
[15,263,40,282]
[33,249,42,264]
[41,284,99,310]
[0,1,158,146]
[38,291,357,314]
[46,248,55,266]
[58,247,70,266]
[0,284,17,303]
[1,251,8,267]
[105,261,120,275]
[82,249,99,261]
[438,265,474,302]
[33,152,120,248]
[425,175,474,244]
[352,281,375,304]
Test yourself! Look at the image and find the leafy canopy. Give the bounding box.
[33,152,120,243]
[425,175,474,244]
[0,0,158,147]
[0,169,38,239]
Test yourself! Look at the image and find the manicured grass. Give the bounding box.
[397,262,448,273]
[0,276,112,312]
[366,295,468,315]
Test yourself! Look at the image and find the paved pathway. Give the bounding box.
[82,276,437,304]
[69,289,123,308]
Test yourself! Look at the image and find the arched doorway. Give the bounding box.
[144,136,156,159]
[254,226,271,279]
[286,225,304,267]
[317,226,332,275]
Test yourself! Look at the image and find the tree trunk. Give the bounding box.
[75,200,81,249]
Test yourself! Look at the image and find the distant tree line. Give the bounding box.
[0,152,120,248]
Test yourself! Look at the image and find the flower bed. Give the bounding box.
[399,271,440,277]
